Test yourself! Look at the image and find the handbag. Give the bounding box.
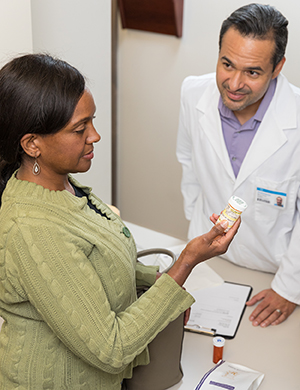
[123,249,185,390]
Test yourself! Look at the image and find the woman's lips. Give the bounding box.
[83,150,94,159]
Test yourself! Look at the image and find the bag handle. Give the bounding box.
[137,248,176,273]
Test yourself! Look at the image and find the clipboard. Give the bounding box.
[184,281,252,339]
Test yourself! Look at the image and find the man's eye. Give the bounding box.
[248,70,259,77]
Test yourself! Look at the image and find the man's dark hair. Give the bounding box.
[219,3,288,70]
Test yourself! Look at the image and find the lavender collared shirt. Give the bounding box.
[218,78,277,177]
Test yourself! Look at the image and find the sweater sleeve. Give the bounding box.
[6,222,194,375]
[135,262,159,287]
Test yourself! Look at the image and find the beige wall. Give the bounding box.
[0,0,32,330]
[0,1,112,204]
[116,0,300,240]
[0,0,32,65]
[31,0,112,203]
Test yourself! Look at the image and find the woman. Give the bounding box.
[0,54,239,389]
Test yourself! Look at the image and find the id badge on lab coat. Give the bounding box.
[256,187,287,208]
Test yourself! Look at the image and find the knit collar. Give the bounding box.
[3,171,116,221]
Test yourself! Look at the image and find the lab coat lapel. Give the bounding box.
[196,84,236,181]
[234,74,296,190]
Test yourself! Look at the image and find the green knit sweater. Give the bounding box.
[0,173,194,389]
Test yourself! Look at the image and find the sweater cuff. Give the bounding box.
[154,273,195,313]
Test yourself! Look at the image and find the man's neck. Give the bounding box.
[233,98,263,125]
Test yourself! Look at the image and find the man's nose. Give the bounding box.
[228,71,245,91]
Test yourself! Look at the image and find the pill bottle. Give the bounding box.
[213,336,225,364]
[217,196,247,232]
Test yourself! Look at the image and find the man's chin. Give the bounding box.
[222,99,247,112]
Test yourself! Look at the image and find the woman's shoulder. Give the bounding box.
[0,173,121,235]
[0,173,86,225]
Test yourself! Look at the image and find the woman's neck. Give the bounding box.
[17,163,75,195]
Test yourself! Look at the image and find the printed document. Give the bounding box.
[185,282,252,338]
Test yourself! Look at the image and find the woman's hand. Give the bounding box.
[210,213,219,224]
[168,218,240,286]
[182,218,240,264]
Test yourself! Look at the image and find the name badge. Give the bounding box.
[256,187,287,208]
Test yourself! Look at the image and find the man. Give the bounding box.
[177,3,299,327]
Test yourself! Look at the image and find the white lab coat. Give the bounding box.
[177,73,300,304]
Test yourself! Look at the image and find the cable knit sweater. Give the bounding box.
[0,173,194,389]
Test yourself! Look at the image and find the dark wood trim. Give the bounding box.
[118,0,184,38]
[111,0,118,205]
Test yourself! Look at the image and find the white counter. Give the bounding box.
[126,221,300,390]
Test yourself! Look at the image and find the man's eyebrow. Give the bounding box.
[221,56,264,72]
[221,56,233,64]
[246,66,264,72]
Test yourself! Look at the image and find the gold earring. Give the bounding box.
[32,157,41,176]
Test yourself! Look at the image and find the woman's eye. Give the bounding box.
[75,128,85,134]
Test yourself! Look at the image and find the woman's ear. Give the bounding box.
[20,134,41,158]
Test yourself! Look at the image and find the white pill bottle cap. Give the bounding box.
[213,336,225,347]
[228,196,247,213]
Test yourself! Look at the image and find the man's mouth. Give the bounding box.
[226,89,247,101]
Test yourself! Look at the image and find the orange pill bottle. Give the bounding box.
[213,336,225,364]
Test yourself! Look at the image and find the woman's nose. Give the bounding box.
[87,126,101,144]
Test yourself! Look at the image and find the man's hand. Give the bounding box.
[246,288,296,327]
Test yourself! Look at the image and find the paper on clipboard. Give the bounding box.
[185,282,252,339]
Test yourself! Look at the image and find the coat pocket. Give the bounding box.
[254,176,298,223]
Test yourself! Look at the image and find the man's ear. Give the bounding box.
[272,57,286,79]
[20,134,41,158]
